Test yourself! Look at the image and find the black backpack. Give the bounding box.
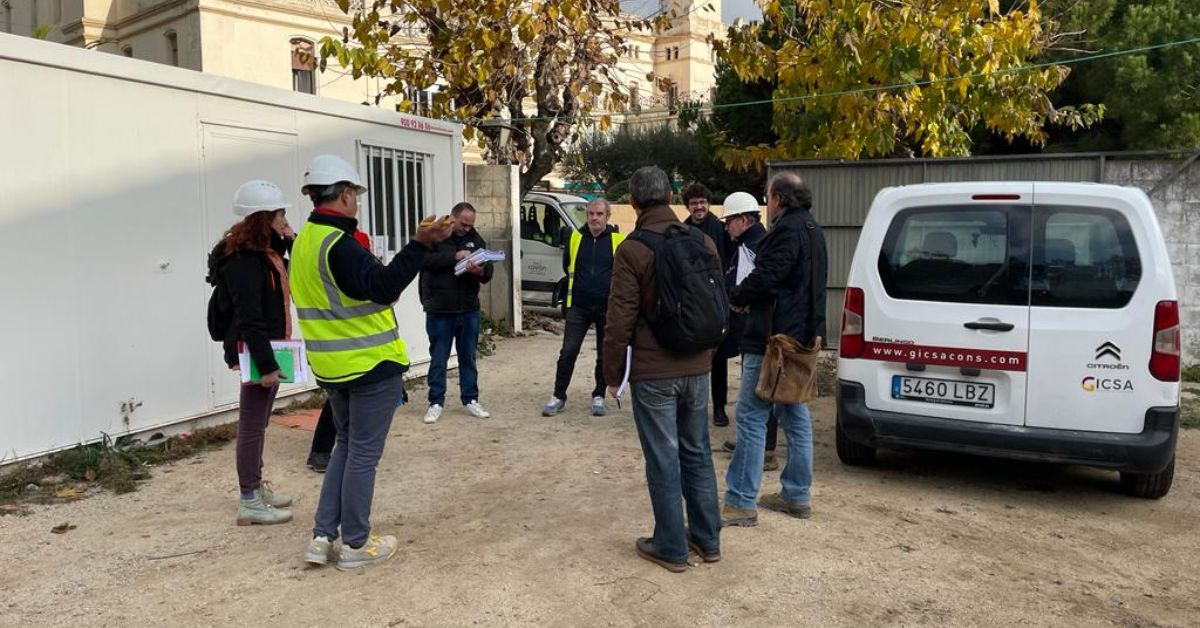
[205,242,234,342]
[627,224,729,353]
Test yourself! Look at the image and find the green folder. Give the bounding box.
[248,348,297,383]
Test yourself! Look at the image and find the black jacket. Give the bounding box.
[730,207,828,355]
[686,211,730,265]
[305,210,432,387]
[716,221,767,359]
[562,225,618,312]
[209,234,291,374]
[419,228,494,314]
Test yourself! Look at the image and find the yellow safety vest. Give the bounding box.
[566,229,624,308]
[290,222,409,384]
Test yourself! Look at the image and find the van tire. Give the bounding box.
[1120,457,1174,499]
[836,419,876,466]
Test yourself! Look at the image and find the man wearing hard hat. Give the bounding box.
[292,154,451,571]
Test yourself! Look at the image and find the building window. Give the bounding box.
[673,46,679,60]
[122,45,133,57]
[362,146,430,257]
[629,83,640,113]
[667,82,679,112]
[403,86,432,116]
[291,38,316,95]
[165,31,179,66]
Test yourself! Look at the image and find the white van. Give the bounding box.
[836,182,1182,498]
[519,191,589,308]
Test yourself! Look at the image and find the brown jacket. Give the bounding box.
[603,204,717,384]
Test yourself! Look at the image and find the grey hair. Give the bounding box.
[588,197,612,216]
[629,166,672,209]
[768,171,813,213]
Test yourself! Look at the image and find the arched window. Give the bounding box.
[291,38,316,95]
[165,31,179,66]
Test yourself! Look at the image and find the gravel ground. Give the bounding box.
[1,330,1197,627]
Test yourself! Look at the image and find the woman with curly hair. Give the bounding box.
[208,180,297,526]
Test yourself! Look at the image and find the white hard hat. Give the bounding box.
[302,154,367,195]
[721,191,761,220]
[233,180,291,217]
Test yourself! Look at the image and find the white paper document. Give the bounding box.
[454,248,506,275]
[735,244,757,285]
[615,346,633,400]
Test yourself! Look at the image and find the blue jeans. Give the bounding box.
[724,352,814,509]
[630,374,721,563]
[313,374,405,548]
[426,311,480,406]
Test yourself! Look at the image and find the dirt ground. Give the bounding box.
[2,330,1198,628]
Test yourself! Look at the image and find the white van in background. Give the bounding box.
[519,191,589,309]
[836,182,1182,498]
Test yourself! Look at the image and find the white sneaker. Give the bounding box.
[304,535,333,566]
[424,404,443,424]
[465,400,491,419]
[335,533,398,571]
[591,396,607,417]
[542,396,565,416]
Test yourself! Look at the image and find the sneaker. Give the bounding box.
[336,533,398,571]
[542,396,565,417]
[304,535,334,566]
[258,481,292,508]
[424,404,443,424]
[763,452,779,472]
[306,451,330,473]
[465,400,491,419]
[634,537,688,573]
[720,504,758,527]
[758,493,812,519]
[687,537,721,563]
[236,495,293,526]
[591,396,607,417]
[713,407,729,427]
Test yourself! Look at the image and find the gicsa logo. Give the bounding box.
[1081,376,1134,392]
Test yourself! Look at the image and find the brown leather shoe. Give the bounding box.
[758,493,812,519]
[635,538,688,573]
[721,504,758,527]
[687,538,721,563]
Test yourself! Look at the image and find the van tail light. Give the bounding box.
[1149,300,1180,382]
[840,287,865,359]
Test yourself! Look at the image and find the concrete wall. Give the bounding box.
[466,165,522,333]
[1102,159,1200,359]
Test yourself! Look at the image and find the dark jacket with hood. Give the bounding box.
[730,207,828,355]
[419,227,494,314]
[207,233,291,374]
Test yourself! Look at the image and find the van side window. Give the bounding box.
[878,206,1029,305]
[1031,207,1140,308]
[520,201,565,247]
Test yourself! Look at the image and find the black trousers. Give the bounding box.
[310,400,336,455]
[712,356,728,408]
[553,306,606,401]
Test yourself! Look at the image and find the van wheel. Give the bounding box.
[836,419,876,466]
[1120,457,1174,499]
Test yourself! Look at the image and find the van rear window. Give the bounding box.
[1032,206,1140,308]
[878,206,1029,305]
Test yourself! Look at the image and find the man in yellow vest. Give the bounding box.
[292,154,451,571]
[542,198,625,417]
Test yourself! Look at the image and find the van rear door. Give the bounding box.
[1024,184,1163,433]
[864,184,1032,426]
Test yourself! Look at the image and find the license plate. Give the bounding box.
[892,376,995,409]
